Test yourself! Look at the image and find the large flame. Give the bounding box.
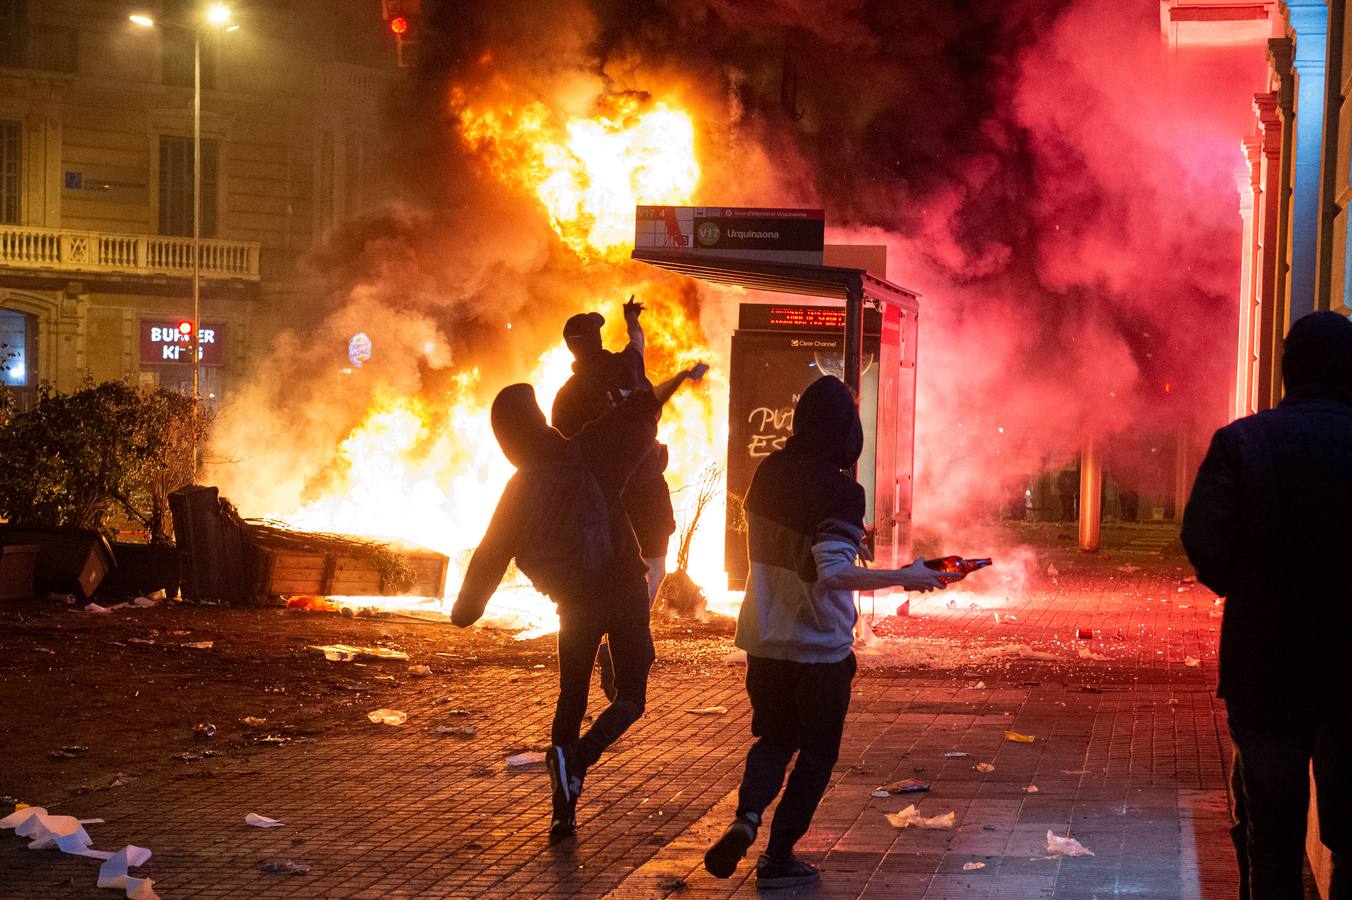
[266,89,732,636]
[455,90,701,258]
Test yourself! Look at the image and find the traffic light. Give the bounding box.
[380,0,421,67]
[177,320,194,338]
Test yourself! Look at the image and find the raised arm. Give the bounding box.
[811,516,946,593]
[451,484,522,626]
[623,295,645,358]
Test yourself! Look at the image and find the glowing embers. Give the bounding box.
[454,91,701,258]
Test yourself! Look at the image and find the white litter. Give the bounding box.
[963,861,986,871]
[430,725,476,737]
[1077,647,1109,661]
[367,709,407,726]
[1046,830,1095,857]
[506,751,546,767]
[975,762,995,773]
[944,751,969,758]
[1024,785,1040,793]
[885,804,956,829]
[245,813,283,828]
[407,665,432,676]
[84,603,112,615]
[1184,656,1202,668]
[97,845,158,899]
[181,641,214,649]
[1046,563,1059,577]
[686,706,728,715]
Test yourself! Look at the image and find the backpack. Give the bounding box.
[512,444,614,596]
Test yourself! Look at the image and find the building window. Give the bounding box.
[0,307,31,387]
[0,120,18,225]
[159,135,218,238]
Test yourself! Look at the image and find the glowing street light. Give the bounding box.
[129,4,237,477]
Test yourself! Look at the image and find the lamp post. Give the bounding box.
[130,4,235,408]
[132,5,234,478]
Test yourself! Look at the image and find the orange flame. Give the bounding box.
[454,90,701,258]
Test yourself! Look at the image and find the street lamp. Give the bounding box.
[132,5,234,476]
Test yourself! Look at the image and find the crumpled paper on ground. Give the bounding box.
[506,751,545,767]
[97,845,158,899]
[245,813,283,828]
[1,806,105,858]
[1003,730,1036,743]
[885,804,956,829]
[367,709,407,726]
[685,706,727,715]
[1046,830,1095,857]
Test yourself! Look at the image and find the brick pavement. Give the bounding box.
[0,549,1241,899]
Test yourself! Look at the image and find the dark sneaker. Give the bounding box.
[703,816,758,878]
[755,854,820,889]
[548,811,576,844]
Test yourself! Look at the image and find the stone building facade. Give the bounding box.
[0,0,398,411]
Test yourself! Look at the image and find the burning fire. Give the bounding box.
[454,90,701,258]
[261,88,733,636]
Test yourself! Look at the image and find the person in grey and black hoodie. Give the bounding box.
[1183,311,1352,900]
[703,375,947,890]
[452,377,668,844]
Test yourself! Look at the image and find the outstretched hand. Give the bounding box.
[896,557,947,593]
[688,361,709,381]
[623,295,644,321]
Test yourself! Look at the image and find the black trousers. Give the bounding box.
[1227,701,1351,900]
[553,595,655,769]
[735,652,856,859]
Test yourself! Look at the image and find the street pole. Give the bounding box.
[191,27,202,479]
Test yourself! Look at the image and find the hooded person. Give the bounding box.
[703,375,948,890]
[1183,311,1352,900]
[453,379,661,845]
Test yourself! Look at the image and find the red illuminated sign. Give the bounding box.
[139,321,227,367]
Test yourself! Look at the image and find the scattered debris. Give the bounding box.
[261,859,310,875]
[870,790,890,798]
[193,723,217,739]
[654,875,686,891]
[109,774,134,788]
[84,603,112,615]
[1046,830,1095,857]
[367,709,407,726]
[1046,563,1059,577]
[885,804,956,829]
[1077,647,1109,661]
[1116,564,1141,573]
[407,665,432,677]
[506,751,545,768]
[310,644,409,662]
[686,706,728,715]
[966,681,987,690]
[1003,730,1035,743]
[1075,628,1094,639]
[430,725,476,738]
[944,752,969,758]
[963,862,986,871]
[240,717,266,727]
[975,762,996,773]
[181,641,214,650]
[97,844,157,899]
[49,746,89,759]
[1024,785,1039,793]
[875,779,930,795]
[127,638,156,646]
[1184,656,1202,668]
[245,813,284,828]
[253,735,292,746]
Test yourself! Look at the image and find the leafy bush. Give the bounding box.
[0,379,209,543]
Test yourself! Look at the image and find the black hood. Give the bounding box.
[491,383,565,467]
[785,376,864,470]
[1282,312,1352,404]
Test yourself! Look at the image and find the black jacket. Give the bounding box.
[452,384,658,626]
[1182,312,1352,711]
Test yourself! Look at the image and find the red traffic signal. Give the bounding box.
[177,321,194,337]
[389,15,408,34]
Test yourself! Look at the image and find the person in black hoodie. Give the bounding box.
[452,380,662,844]
[703,376,946,889]
[1183,311,1352,900]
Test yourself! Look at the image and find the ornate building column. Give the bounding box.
[1235,138,1263,421]
[1280,0,1329,321]
[1254,90,1285,411]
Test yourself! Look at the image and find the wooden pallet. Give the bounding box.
[257,545,447,598]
